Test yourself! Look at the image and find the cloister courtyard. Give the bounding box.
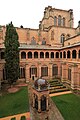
[0,79,80,120]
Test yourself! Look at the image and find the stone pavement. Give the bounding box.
[49,91,72,97]
[28,84,64,120]
[29,98,64,120]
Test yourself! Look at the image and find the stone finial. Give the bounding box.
[78,21,80,27]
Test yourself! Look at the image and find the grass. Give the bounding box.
[52,93,80,120]
[0,86,29,118]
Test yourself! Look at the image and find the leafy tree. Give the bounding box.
[4,22,20,85]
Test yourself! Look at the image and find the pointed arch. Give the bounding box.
[51,30,54,40]
[58,15,61,26]
[54,16,57,26]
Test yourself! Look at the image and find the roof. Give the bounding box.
[19,44,60,50]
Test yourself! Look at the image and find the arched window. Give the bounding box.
[51,52,54,58]
[60,34,65,44]
[21,52,26,59]
[78,50,80,58]
[19,67,25,78]
[62,17,65,26]
[40,52,44,58]
[1,52,4,59]
[34,52,38,58]
[63,51,66,58]
[28,52,32,58]
[54,16,57,26]
[60,52,62,58]
[68,68,71,81]
[67,50,70,58]
[51,30,54,40]
[66,34,70,39]
[41,65,48,77]
[52,64,58,76]
[72,50,76,59]
[58,15,61,26]
[56,52,59,58]
[45,52,49,58]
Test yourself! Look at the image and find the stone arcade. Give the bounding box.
[0,6,80,92]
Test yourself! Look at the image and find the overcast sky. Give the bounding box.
[0,0,80,28]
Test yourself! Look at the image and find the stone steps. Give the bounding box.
[49,79,70,94]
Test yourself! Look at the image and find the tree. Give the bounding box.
[4,22,20,85]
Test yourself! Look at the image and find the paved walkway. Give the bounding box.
[28,85,64,120]
[49,91,72,97]
[0,112,30,120]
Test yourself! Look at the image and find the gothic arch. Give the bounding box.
[51,30,54,40]
[54,16,57,26]
[60,34,65,44]
[58,15,61,26]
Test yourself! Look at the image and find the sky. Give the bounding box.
[0,0,80,28]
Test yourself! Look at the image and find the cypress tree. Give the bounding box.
[4,22,20,85]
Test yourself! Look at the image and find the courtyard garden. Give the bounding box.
[52,93,80,120]
[0,86,29,118]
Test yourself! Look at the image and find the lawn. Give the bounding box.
[0,86,29,118]
[52,93,80,120]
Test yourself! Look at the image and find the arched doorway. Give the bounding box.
[30,65,37,80]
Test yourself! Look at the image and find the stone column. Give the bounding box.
[33,94,35,108]
[77,51,79,60]
[49,63,52,79]
[58,64,61,78]
[62,62,68,82]
[71,64,78,90]
[71,52,72,60]
[77,68,80,91]
[32,52,34,59]
[46,96,49,111]
[38,63,41,78]
[19,52,21,60]
[38,98,41,113]
[25,63,29,82]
